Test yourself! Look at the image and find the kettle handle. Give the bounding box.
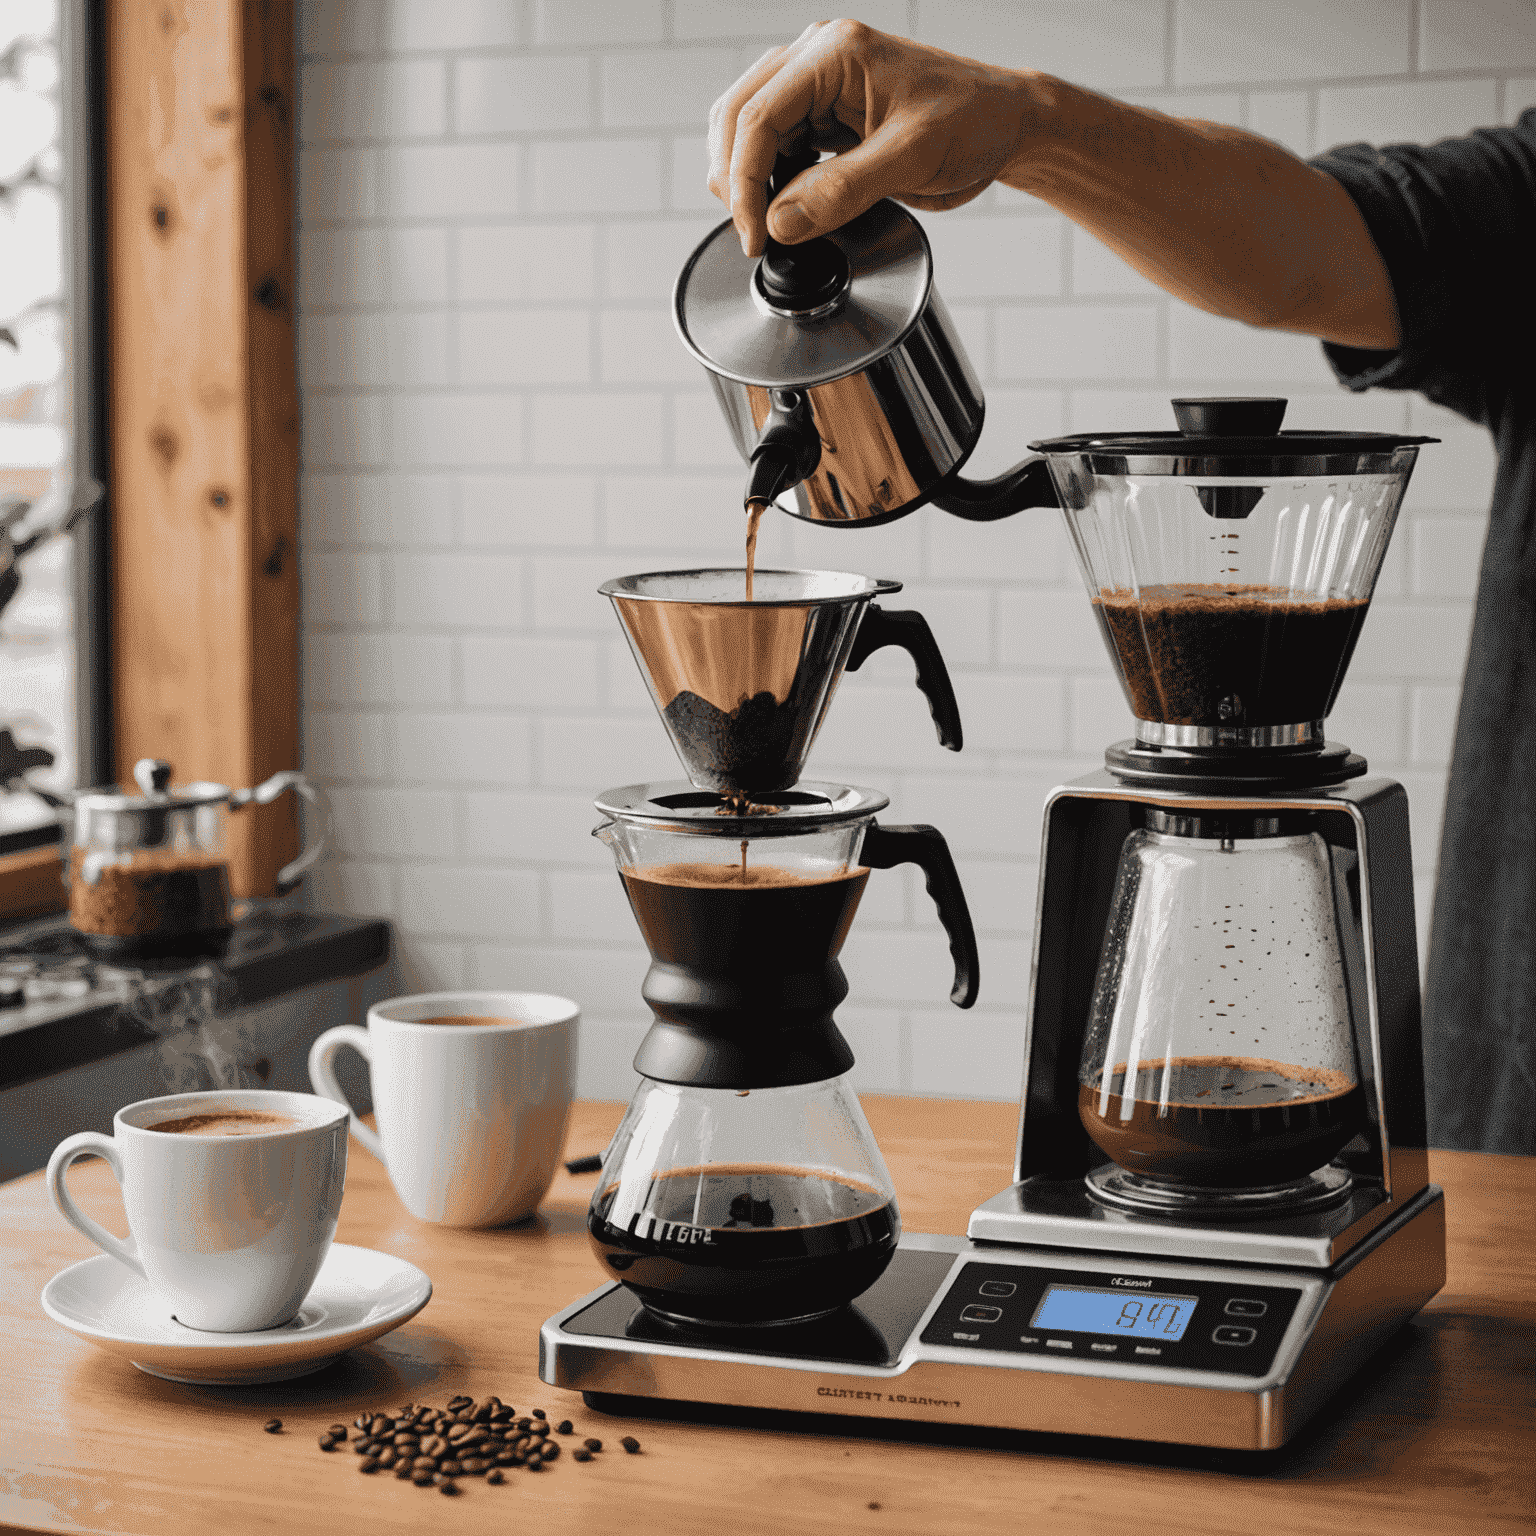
[846,603,963,752]
[229,771,332,895]
[861,822,979,1008]
[929,454,1059,522]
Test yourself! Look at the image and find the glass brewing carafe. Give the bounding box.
[1078,810,1364,1215]
[589,1076,899,1326]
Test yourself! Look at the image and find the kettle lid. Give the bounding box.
[673,198,933,388]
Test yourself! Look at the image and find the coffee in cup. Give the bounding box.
[148,1109,298,1137]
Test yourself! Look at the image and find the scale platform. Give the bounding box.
[540,1186,1444,1451]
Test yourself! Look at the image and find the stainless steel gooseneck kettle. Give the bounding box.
[673,150,1059,527]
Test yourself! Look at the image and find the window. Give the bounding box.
[0,0,108,872]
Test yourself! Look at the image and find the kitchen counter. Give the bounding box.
[2,1097,1532,1536]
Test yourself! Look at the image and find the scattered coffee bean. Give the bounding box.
[525,1458,545,1473]
[584,1438,603,1452]
[532,1409,546,1420]
[319,1435,338,1452]
[392,1432,418,1447]
[395,1465,414,1481]
[473,1404,494,1423]
[868,1503,881,1511]
[412,1457,436,1472]
[446,1395,473,1413]
[460,1458,489,1475]
[369,1416,393,1436]
[495,1452,517,1467]
[556,1420,573,1435]
[329,1425,348,1441]
[420,1435,447,1458]
[377,1450,398,1469]
[487,1469,504,1485]
[262,1419,283,1434]
[438,1482,460,1497]
[353,1440,375,1456]
[621,1436,641,1454]
[440,1461,464,1478]
[573,1450,592,1464]
[358,1458,380,1474]
[446,1424,472,1444]
[532,1422,550,1439]
[412,1472,434,1488]
[432,1472,455,1488]
[540,1442,560,1461]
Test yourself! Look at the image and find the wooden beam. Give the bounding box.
[106,0,299,897]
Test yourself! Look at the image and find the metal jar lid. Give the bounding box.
[73,759,231,846]
[595,780,889,837]
[672,199,932,389]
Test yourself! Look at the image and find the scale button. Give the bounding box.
[1046,1339,1073,1350]
[1225,1298,1268,1317]
[1019,1335,1040,1346]
[978,1280,1017,1298]
[1213,1325,1257,1346]
[1134,1345,1161,1356]
[1090,1342,1118,1353]
[959,1304,1003,1323]
[953,1331,981,1342]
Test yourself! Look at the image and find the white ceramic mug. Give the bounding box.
[308,991,577,1229]
[47,1089,349,1333]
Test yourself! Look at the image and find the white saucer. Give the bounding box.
[40,1243,432,1385]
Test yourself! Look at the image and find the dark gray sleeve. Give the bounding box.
[1310,109,1536,432]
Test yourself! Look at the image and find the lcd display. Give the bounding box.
[1030,1285,1197,1341]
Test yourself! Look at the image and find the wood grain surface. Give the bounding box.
[106,0,299,895]
[2,1097,1532,1536]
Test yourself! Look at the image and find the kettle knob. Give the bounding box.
[768,148,819,200]
[133,758,174,797]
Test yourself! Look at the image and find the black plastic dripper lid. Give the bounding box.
[1172,398,1285,519]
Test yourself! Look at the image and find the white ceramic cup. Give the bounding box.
[46,1089,350,1333]
[308,991,577,1229]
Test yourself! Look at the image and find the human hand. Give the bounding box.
[708,19,1034,255]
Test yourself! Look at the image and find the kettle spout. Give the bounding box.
[744,389,821,512]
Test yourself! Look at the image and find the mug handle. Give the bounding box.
[46,1132,148,1280]
[308,1025,386,1163]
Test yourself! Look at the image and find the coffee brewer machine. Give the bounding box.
[541,165,1446,1450]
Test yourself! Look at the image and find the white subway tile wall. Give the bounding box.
[297,0,1514,1104]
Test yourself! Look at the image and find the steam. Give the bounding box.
[110,962,259,1093]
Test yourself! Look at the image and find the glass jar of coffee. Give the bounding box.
[68,759,329,957]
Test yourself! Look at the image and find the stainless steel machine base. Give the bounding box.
[540,1186,1444,1452]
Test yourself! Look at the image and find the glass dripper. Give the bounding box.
[1031,398,1434,750]
[1078,808,1365,1216]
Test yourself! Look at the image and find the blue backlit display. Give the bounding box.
[1030,1285,1197,1341]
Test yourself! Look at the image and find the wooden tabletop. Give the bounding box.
[3,1097,1533,1536]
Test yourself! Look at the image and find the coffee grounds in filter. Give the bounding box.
[661,688,808,792]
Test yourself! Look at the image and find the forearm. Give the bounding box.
[1005,75,1400,350]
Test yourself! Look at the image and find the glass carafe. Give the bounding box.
[589,1076,899,1326]
[1078,809,1364,1215]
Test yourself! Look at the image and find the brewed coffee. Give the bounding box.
[148,1110,298,1137]
[416,1014,525,1027]
[621,861,868,975]
[1093,584,1369,726]
[588,1164,898,1324]
[1079,1056,1364,1187]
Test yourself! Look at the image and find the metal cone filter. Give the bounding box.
[600,569,895,794]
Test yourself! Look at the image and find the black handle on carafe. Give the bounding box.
[846,603,963,752]
[928,455,1059,521]
[861,822,979,1008]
